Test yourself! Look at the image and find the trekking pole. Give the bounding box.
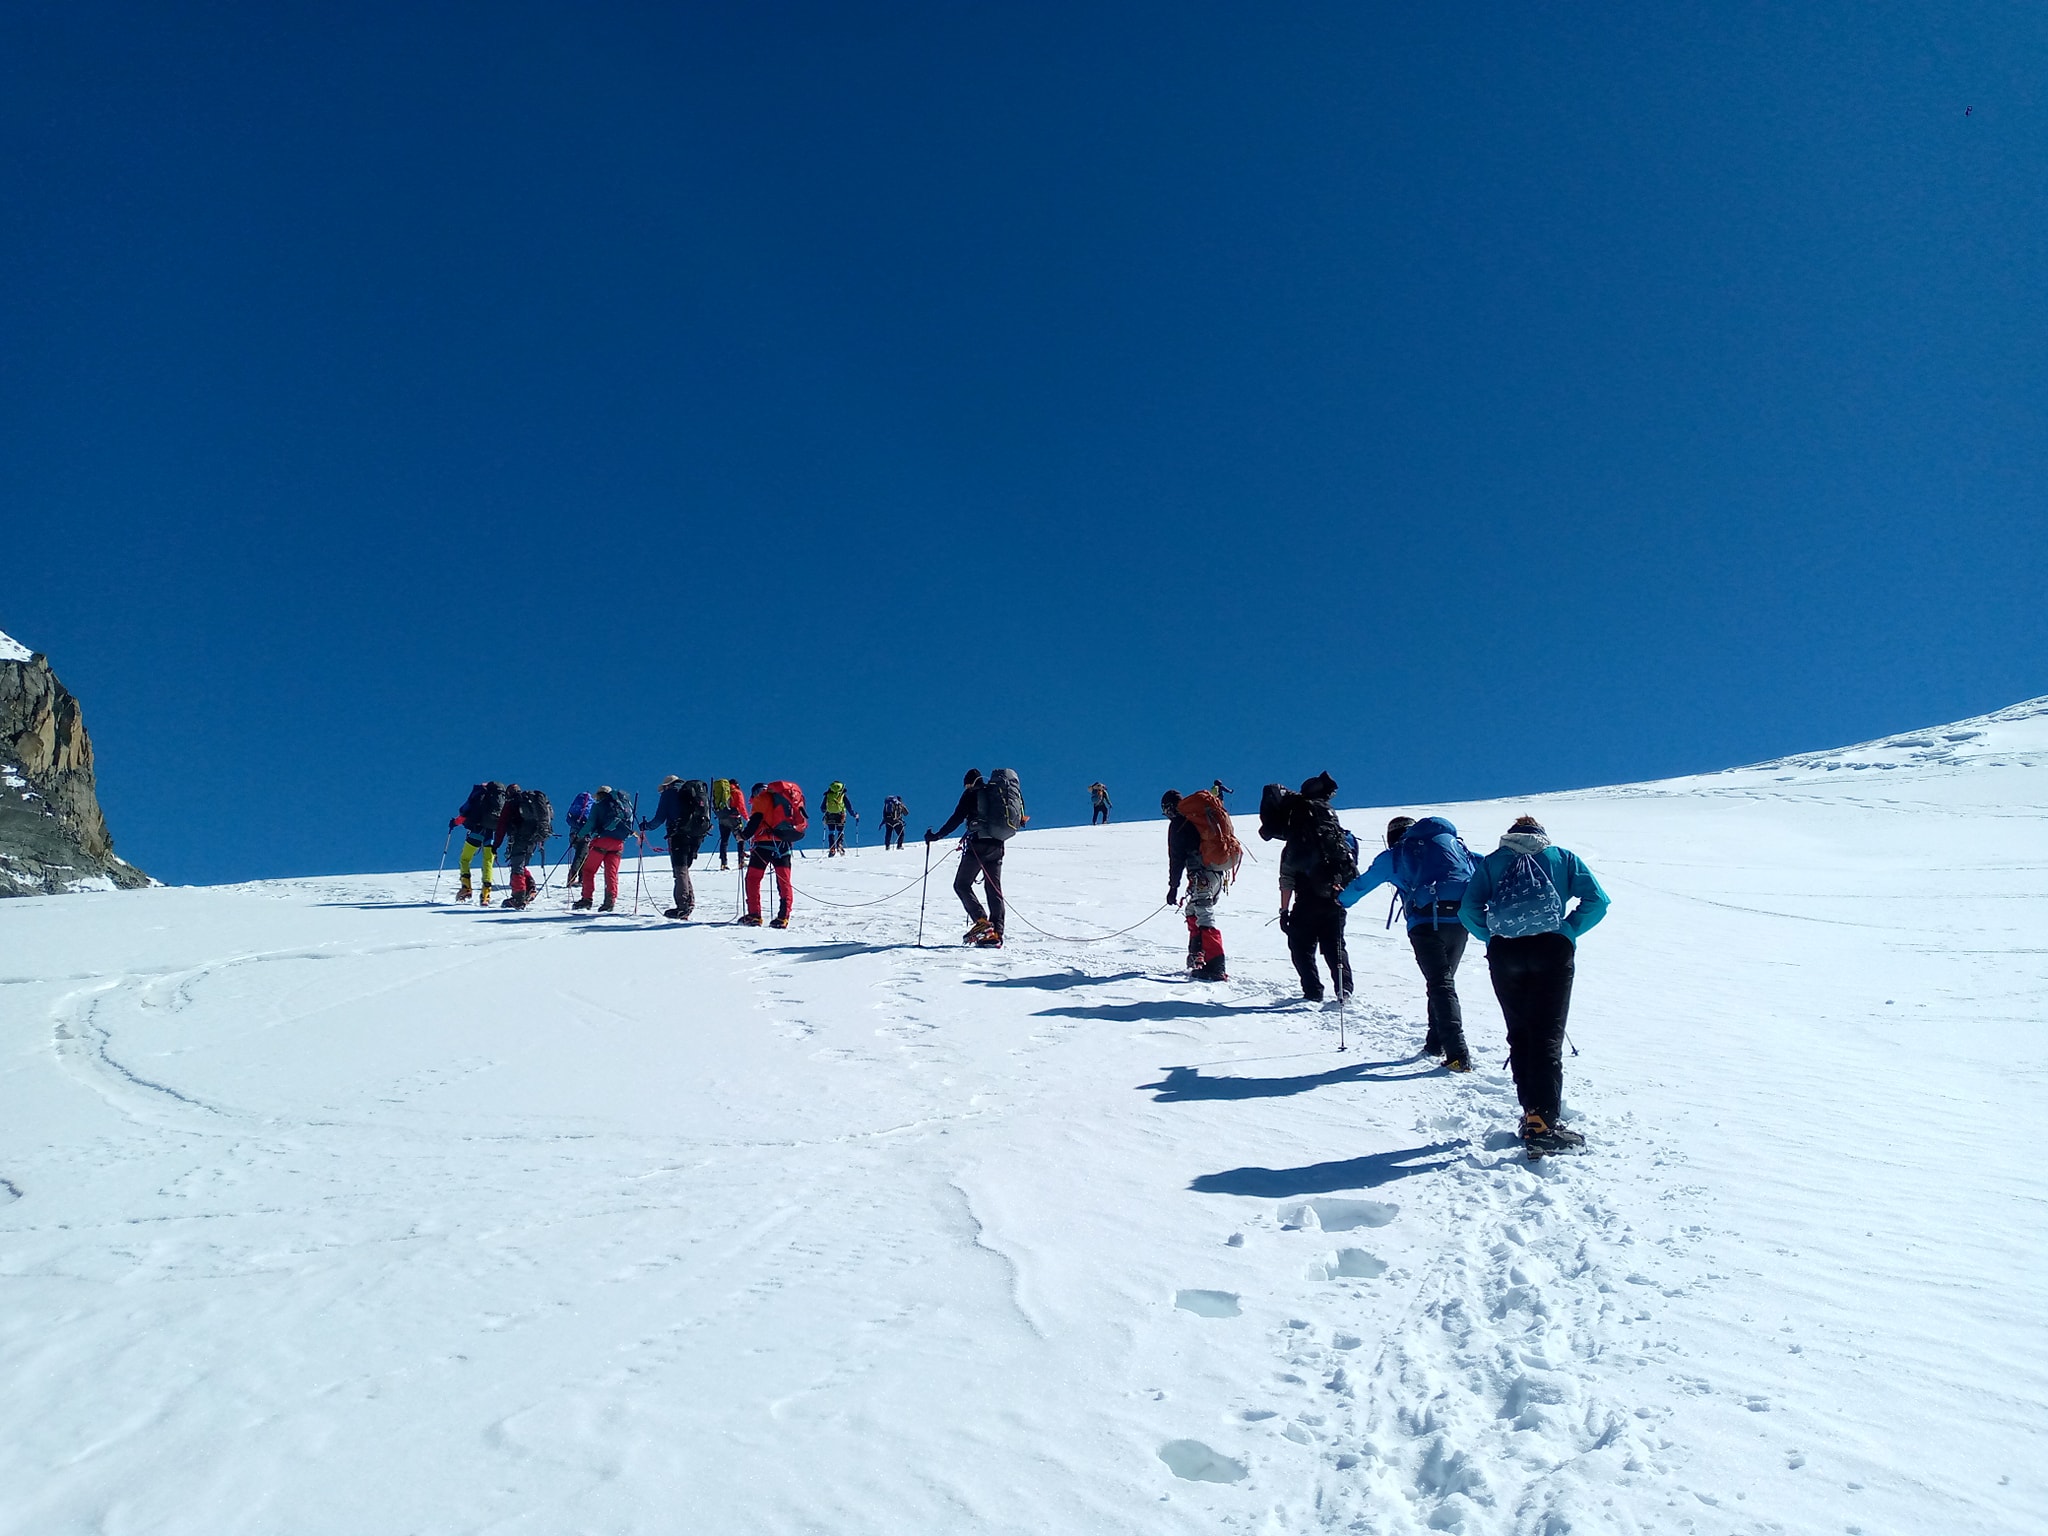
[1338,988,1347,1054]
[916,837,932,948]
[1566,1029,1580,1058]
[432,826,453,901]
[631,794,645,916]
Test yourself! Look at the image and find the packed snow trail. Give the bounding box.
[1,700,2044,1533]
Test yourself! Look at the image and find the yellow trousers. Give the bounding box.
[458,838,496,884]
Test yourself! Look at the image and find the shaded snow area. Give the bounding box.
[0,628,30,663]
[2,705,2045,1534]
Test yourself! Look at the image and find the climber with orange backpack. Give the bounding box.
[1163,788,1241,982]
[737,781,807,928]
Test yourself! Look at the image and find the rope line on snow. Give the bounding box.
[1000,898,1173,945]
[790,866,936,910]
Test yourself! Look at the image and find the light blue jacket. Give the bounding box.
[1458,840,1611,943]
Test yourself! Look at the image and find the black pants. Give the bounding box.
[716,821,741,862]
[1287,897,1352,1000]
[883,821,905,850]
[1407,920,1470,1059]
[1487,931,1576,1121]
[954,837,1007,933]
[567,834,592,884]
[825,812,847,853]
[1091,805,1109,825]
[668,834,702,915]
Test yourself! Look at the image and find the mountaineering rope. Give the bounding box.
[789,866,935,910]
[1000,897,1173,945]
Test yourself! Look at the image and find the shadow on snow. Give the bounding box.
[968,968,1150,991]
[1139,1058,1436,1102]
[1190,1141,1467,1197]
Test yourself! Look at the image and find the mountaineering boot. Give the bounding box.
[478,884,493,907]
[737,912,764,926]
[662,907,682,920]
[1194,953,1228,982]
[963,917,994,945]
[572,896,593,911]
[770,912,790,930]
[969,927,1004,948]
[456,879,473,903]
[1443,1055,1472,1073]
[720,856,730,871]
[1520,1112,1586,1157]
[598,897,615,913]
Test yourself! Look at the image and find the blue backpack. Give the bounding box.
[1486,850,1566,938]
[1390,817,1476,923]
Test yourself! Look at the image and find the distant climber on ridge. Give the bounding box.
[880,794,908,851]
[822,781,857,856]
[712,777,746,871]
[1089,782,1112,825]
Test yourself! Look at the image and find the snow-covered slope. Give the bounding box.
[2,704,2044,1535]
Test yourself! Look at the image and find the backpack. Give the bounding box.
[1174,790,1243,878]
[519,788,554,843]
[823,782,847,816]
[711,778,735,813]
[567,791,594,828]
[1299,799,1359,891]
[1389,816,1476,922]
[755,781,808,843]
[464,781,506,834]
[1485,851,1566,938]
[676,779,713,838]
[882,795,906,824]
[588,792,634,842]
[1257,783,1298,843]
[972,768,1025,840]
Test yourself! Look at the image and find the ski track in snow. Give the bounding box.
[2,703,2046,1533]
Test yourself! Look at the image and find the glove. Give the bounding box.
[1278,910,1293,934]
[924,828,937,843]
[1168,887,1180,907]
[449,817,462,830]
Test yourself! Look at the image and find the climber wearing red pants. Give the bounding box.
[738,781,808,929]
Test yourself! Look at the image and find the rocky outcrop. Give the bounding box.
[0,631,150,895]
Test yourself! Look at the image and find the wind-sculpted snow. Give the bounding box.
[0,721,2044,1533]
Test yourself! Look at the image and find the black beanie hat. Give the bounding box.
[1386,815,1415,847]
[1160,789,1182,813]
[963,769,984,787]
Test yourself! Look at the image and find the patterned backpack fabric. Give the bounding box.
[676,780,713,838]
[1486,852,1566,937]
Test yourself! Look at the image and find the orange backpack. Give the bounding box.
[1176,790,1242,880]
[752,781,809,842]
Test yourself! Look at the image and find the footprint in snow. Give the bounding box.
[1279,1198,1399,1232]
[1157,1439,1248,1483]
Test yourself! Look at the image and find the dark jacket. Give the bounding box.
[933,783,982,841]
[640,784,692,840]
[1167,813,1205,891]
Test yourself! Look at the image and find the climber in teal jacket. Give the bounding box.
[1457,816,1613,1157]
[1458,824,1611,943]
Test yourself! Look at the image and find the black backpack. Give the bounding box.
[1299,799,1359,890]
[465,781,506,833]
[677,779,713,838]
[1258,783,1298,843]
[519,788,554,842]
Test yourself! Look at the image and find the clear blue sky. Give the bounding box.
[5,3,2043,886]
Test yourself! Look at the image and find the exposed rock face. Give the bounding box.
[0,631,151,895]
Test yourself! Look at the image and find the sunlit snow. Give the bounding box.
[1,699,2043,1533]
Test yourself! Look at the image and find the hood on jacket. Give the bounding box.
[1499,830,1552,856]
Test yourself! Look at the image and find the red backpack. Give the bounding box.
[753,781,809,843]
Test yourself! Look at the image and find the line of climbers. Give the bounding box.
[451,767,1610,1155]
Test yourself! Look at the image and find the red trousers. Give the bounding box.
[745,845,794,918]
[581,837,625,902]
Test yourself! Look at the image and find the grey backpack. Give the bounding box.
[973,768,1026,840]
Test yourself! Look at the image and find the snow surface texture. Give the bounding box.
[0,627,30,664]
[1,699,2044,1534]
